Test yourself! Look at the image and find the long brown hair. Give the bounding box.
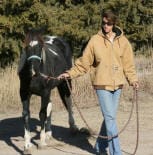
[101,10,118,25]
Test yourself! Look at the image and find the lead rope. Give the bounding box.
[65,78,139,155]
[132,89,139,155]
[40,74,139,155]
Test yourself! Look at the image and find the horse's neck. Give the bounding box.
[40,50,55,76]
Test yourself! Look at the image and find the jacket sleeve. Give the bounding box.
[67,38,94,78]
[121,38,138,85]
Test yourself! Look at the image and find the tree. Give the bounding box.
[0,0,152,67]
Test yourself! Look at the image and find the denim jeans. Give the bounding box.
[95,89,122,155]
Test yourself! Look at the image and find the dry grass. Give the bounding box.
[0,66,20,113]
[0,56,153,114]
[135,56,153,94]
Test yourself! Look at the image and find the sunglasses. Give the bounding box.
[102,21,113,26]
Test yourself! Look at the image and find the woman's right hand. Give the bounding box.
[57,72,70,80]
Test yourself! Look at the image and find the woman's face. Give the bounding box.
[102,17,114,34]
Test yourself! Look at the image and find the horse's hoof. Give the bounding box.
[23,148,32,155]
[37,143,47,150]
[23,144,33,155]
[79,127,91,136]
[46,131,52,140]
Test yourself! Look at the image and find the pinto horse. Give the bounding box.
[18,29,78,152]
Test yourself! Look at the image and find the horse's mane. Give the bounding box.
[24,29,44,47]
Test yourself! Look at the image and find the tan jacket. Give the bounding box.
[67,27,138,91]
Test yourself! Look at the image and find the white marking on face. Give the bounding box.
[45,36,57,45]
[31,64,34,75]
[48,48,58,56]
[29,40,38,47]
[47,102,52,117]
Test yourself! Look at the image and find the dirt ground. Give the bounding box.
[0,91,153,155]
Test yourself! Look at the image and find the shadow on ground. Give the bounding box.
[0,117,95,155]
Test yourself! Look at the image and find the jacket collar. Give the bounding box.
[98,26,123,39]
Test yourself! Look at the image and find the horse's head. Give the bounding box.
[24,29,44,76]
[26,41,43,76]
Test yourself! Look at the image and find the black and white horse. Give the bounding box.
[18,29,78,152]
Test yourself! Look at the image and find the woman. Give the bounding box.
[58,10,139,155]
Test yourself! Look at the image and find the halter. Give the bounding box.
[27,55,42,62]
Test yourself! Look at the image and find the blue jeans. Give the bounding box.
[95,89,122,155]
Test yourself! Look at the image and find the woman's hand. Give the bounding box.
[57,72,70,80]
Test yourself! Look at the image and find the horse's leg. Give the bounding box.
[57,80,78,133]
[20,85,32,151]
[22,100,33,150]
[45,101,52,140]
[39,92,51,147]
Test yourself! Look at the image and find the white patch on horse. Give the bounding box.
[29,40,38,47]
[45,36,57,45]
[47,102,52,117]
[24,128,32,149]
[46,131,52,140]
[40,128,47,146]
[48,48,58,56]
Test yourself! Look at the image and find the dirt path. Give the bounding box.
[0,94,153,155]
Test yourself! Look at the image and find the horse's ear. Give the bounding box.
[17,49,27,75]
[42,48,46,64]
